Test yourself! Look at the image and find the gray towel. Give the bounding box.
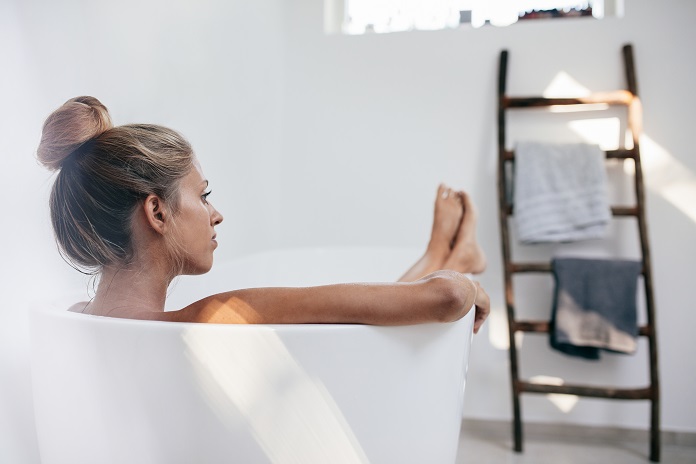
[550,257,642,360]
[514,142,611,243]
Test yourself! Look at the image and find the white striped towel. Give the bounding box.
[514,141,611,243]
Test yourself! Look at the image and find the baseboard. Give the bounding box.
[461,418,696,447]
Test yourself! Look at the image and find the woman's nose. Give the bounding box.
[211,206,223,226]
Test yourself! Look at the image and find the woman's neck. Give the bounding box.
[85,261,173,317]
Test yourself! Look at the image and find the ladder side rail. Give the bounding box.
[623,43,661,462]
[497,49,524,453]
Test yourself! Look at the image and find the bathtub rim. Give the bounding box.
[30,302,476,332]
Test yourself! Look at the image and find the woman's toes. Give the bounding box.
[429,184,464,253]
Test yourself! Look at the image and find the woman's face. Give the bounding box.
[172,160,223,275]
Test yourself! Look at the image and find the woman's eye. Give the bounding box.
[202,190,212,204]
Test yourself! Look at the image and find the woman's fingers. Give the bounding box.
[472,281,490,334]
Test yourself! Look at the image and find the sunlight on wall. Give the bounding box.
[571,124,696,224]
[183,328,369,464]
[543,71,590,98]
[488,307,510,350]
[529,375,579,413]
[544,71,610,112]
[631,136,696,224]
[545,71,696,224]
[568,118,621,149]
[488,306,524,351]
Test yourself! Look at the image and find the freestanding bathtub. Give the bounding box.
[30,248,476,464]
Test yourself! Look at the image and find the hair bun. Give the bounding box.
[37,96,113,171]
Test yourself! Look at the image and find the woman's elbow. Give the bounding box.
[425,271,476,323]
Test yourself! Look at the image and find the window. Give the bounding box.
[325,0,624,35]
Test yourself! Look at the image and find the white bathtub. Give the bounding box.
[30,248,475,464]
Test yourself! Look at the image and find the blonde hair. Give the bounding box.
[37,96,194,274]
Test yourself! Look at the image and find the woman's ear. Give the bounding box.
[143,194,168,235]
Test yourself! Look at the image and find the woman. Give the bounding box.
[38,96,490,332]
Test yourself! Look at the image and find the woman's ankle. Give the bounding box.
[443,240,487,274]
[425,240,450,263]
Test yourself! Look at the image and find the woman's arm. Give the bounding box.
[161,270,480,327]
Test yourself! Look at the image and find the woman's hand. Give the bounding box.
[470,280,490,334]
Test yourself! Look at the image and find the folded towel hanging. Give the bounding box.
[550,257,642,360]
[514,142,611,243]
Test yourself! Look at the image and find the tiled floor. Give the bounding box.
[456,420,696,464]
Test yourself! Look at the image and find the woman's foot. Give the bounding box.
[443,191,487,274]
[398,184,464,282]
[429,184,464,249]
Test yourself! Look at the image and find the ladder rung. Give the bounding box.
[612,206,640,216]
[502,90,635,109]
[514,320,550,332]
[503,148,637,161]
[509,262,551,273]
[508,262,646,274]
[513,320,652,337]
[505,205,639,217]
[517,380,653,400]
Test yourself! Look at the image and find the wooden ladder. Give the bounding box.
[496,44,661,462]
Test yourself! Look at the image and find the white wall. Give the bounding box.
[1,0,694,461]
